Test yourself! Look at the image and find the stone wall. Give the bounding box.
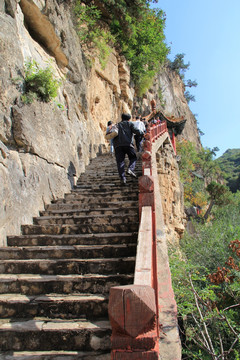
[156,142,186,244]
[0,0,134,245]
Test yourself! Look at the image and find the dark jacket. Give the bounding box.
[113,120,142,149]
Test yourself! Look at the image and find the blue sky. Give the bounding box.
[151,0,240,157]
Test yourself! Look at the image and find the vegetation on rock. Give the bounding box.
[74,0,169,94]
[21,59,61,104]
[171,140,240,358]
[170,195,240,359]
[176,140,223,212]
[216,149,240,193]
[169,53,197,103]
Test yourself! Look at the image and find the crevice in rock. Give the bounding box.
[28,150,66,170]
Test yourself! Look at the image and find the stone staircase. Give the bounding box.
[0,153,141,359]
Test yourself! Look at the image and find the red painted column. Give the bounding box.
[171,132,176,154]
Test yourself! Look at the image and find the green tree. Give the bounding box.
[194,147,221,181]
[109,6,169,94]
[74,0,169,94]
[204,182,232,220]
[169,53,190,78]
[185,79,198,88]
[170,194,240,359]
[184,90,195,103]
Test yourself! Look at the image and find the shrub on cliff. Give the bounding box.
[74,0,169,94]
[176,140,223,211]
[22,59,61,104]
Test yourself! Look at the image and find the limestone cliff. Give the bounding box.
[0,0,199,245]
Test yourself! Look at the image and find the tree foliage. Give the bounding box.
[185,79,198,88]
[204,181,232,220]
[216,149,240,193]
[74,0,169,94]
[184,90,196,103]
[170,194,240,359]
[172,140,240,358]
[169,53,190,78]
[176,141,223,210]
[169,53,197,103]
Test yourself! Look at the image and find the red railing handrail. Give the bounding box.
[109,121,175,359]
[149,120,168,143]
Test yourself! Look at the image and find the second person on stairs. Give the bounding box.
[113,113,143,186]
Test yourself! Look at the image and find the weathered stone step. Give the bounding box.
[53,194,138,205]
[7,232,137,247]
[68,187,138,195]
[77,174,141,182]
[74,180,139,188]
[0,244,136,260]
[0,257,135,275]
[0,350,110,359]
[0,152,141,357]
[46,200,138,211]
[0,293,108,319]
[0,273,134,295]
[40,206,138,217]
[78,164,141,174]
[32,214,138,226]
[76,177,124,184]
[21,223,138,235]
[76,178,136,184]
[0,318,111,351]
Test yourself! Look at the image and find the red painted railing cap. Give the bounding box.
[139,175,154,192]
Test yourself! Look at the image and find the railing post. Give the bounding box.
[138,173,155,220]
[109,285,159,359]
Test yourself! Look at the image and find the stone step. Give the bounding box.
[0,273,134,295]
[74,180,139,189]
[76,177,124,184]
[0,350,110,359]
[0,293,108,319]
[21,223,138,235]
[63,193,138,202]
[53,194,138,205]
[0,153,141,357]
[76,176,141,182]
[0,244,136,260]
[7,232,137,247]
[79,166,142,174]
[0,257,135,275]
[32,214,138,226]
[68,186,138,195]
[0,318,111,351]
[45,200,138,211]
[40,206,138,217]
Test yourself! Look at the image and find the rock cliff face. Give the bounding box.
[0,0,199,245]
[156,143,186,244]
[135,67,201,148]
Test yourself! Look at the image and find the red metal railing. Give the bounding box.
[108,121,174,359]
[149,120,167,142]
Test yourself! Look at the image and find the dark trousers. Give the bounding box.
[135,134,144,152]
[115,146,137,180]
